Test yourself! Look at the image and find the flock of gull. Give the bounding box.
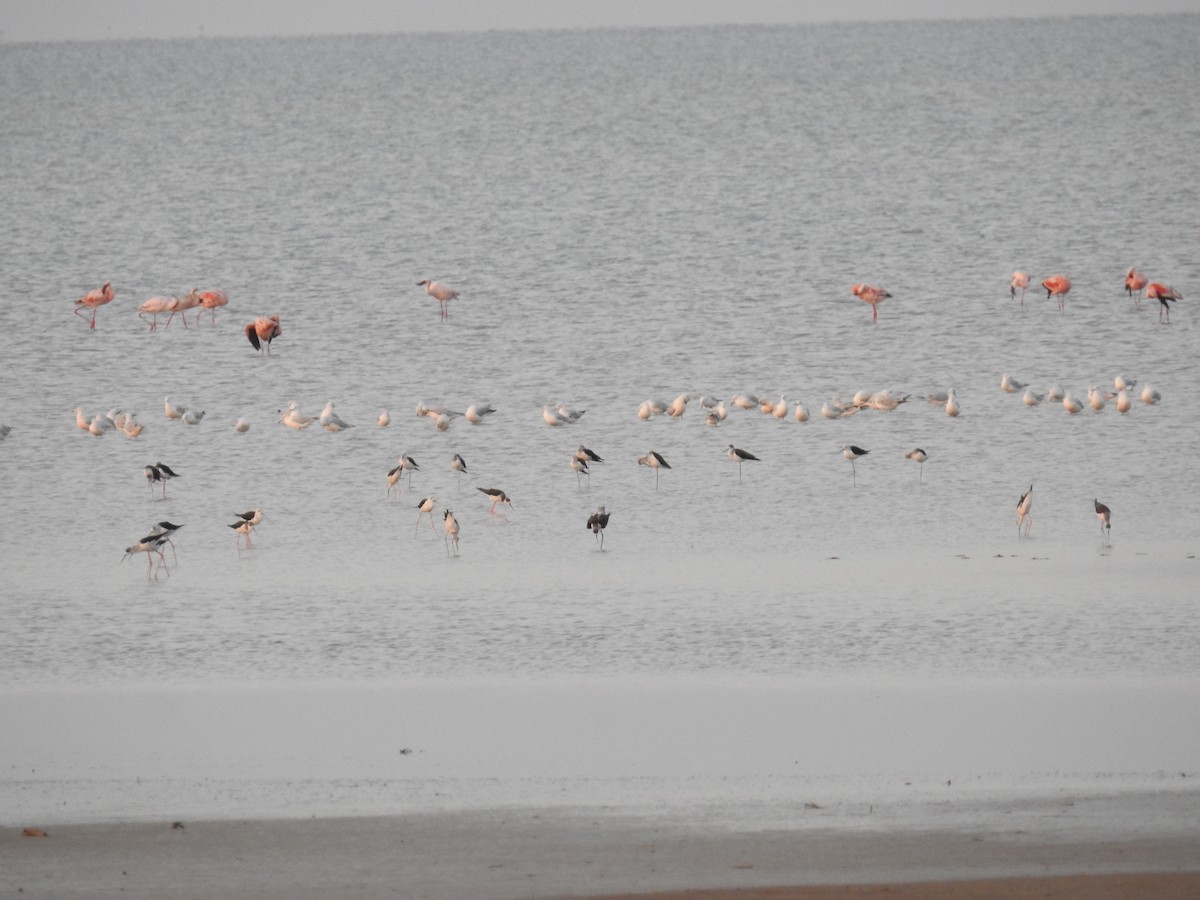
[53,269,1183,578]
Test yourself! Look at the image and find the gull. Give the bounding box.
[465,403,496,424]
[87,415,109,437]
[793,402,810,422]
[1022,388,1044,407]
[666,394,690,417]
[840,445,868,485]
[713,401,729,421]
[771,394,789,419]
[543,405,571,427]
[1062,392,1084,414]
[821,399,852,419]
[1115,389,1132,414]
[1001,373,1025,393]
[1113,375,1137,392]
[233,418,250,433]
[730,394,759,410]
[319,402,353,432]
[586,506,611,550]
[443,509,460,555]
[415,496,437,535]
[555,402,586,422]
[706,411,720,426]
[868,390,909,411]
[923,390,950,406]
[637,451,671,490]
[478,487,513,514]
[1087,386,1110,412]
[279,402,315,430]
[905,448,928,481]
[1046,385,1065,401]
[434,413,451,432]
[1016,485,1034,538]
[1140,384,1161,405]
[726,444,760,482]
[636,401,654,420]
[183,409,205,425]
[945,390,960,417]
[417,279,458,319]
[164,397,186,420]
[74,407,91,431]
[378,410,390,427]
[1094,499,1112,543]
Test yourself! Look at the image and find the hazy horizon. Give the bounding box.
[3,0,1199,44]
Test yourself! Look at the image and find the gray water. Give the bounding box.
[2,16,1199,690]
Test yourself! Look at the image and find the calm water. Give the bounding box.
[1,16,1199,689]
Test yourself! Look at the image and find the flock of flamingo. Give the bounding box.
[59,267,1179,578]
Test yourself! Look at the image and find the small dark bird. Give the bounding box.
[586,505,611,550]
[575,446,603,464]
[1017,485,1034,537]
[726,444,760,482]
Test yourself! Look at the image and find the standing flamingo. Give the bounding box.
[166,289,201,328]
[74,282,114,329]
[138,296,175,331]
[851,283,891,322]
[417,279,458,319]
[1125,268,1148,307]
[1010,271,1029,305]
[195,289,229,325]
[1042,275,1071,314]
[1146,282,1182,323]
[245,315,282,354]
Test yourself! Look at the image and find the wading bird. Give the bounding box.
[586,505,611,550]
[726,444,760,482]
[1010,271,1029,305]
[905,447,928,481]
[196,288,229,325]
[74,281,114,329]
[571,456,590,488]
[1125,267,1148,306]
[637,450,671,490]
[138,295,175,331]
[443,510,460,555]
[1146,282,1182,324]
[245,315,282,354]
[1094,498,1111,542]
[418,279,458,319]
[123,533,169,581]
[1017,485,1034,538]
[415,496,437,535]
[1042,275,1071,314]
[840,445,869,485]
[851,283,891,322]
[478,487,513,515]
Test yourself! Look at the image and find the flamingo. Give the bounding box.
[195,289,229,325]
[586,506,611,550]
[165,289,201,328]
[726,444,760,482]
[478,487,513,515]
[851,283,891,322]
[637,451,671,490]
[1094,499,1112,542]
[1010,271,1029,305]
[417,279,458,319]
[905,448,928,481]
[1042,275,1071,314]
[1017,485,1034,538]
[245,315,282,354]
[74,281,114,329]
[1125,268,1148,306]
[1146,282,1182,323]
[840,445,869,485]
[138,296,175,331]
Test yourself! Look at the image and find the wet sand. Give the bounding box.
[4,806,1199,899]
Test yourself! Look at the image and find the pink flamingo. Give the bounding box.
[851,283,891,322]
[1041,275,1071,314]
[1125,267,1148,307]
[245,315,282,354]
[138,295,175,331]
[1146,282,1182,323]
[417,279,458,319]
[195,289,229,325]
[74,281,114,329]
[1010,271,1029,305]
[166,289,201,328]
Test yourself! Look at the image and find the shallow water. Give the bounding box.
[1,15,1199,824]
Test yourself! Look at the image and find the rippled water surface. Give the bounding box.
[2,16,1199,689]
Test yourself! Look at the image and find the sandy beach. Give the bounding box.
[5,804,1200,899]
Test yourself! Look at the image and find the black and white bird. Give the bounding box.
[144,464,164,497]
[637,450,671,490]
[415,496,437,535]
[478,487,513,514]
[905,448,928,481]
[586,505,611,550]
[123,532,170,581]
[390,453,419,490]
[229,518,255,552]
[232,509,264,527]
[1017,485,1034,538]
[575,445,603,464]
[570,456,590,488]
[148,521,184,562]
[726,444,760,482]
[1094,498,1112,542]
[840,445,869,485]
[451,453,468,476]
[443,509,460,555]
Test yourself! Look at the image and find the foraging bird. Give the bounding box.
[123,534,169,581]
[1042,275,1071,314]
[418,279,458,319]
[478,487,513,514]
[1146,282,1182,324]
[1125,268,1148,305]
[905,448,928,481]
[74,281,114,329]
[232,509,264,527]
[586,505,611,550]
[148,521,184,563]
[851,283,891,322]
[165,289,201,328]
[229,519,255,552]
[415,496,437,535]
[637,451,671,490]
[195,289,229,325]
[1010,271,1029,305]
[138,295,175,331]
[1094,499,1111,542]
[443,509,460,555]
[726,444,760,482]
[245,315,282,354]
[1016,485,1034,538]
[155,462,180,487]
[840,445,869,485]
